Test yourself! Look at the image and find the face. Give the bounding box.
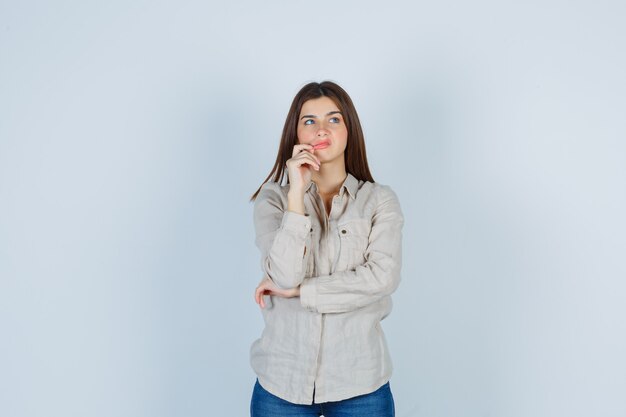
[297,96,348,164]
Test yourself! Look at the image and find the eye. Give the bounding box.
[304,119,315,125]
[329,117,341,123]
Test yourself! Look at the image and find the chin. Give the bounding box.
[323,153,343,164]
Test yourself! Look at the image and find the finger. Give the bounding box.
[255,285,264,305]
[292,143,314,158]
[297,151,321,166]
[257,283,273,306]
[259,289,270,309]
[290,153,320,171]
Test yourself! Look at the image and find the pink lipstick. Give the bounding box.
[312,140,330,150]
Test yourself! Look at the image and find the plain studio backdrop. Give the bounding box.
[1,1,625,416]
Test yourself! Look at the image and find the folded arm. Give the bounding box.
[300,185,404,314]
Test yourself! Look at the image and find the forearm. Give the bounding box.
[261,190,309,289]
[259,211,312,289]
[287,190,306,215]
[254,185,313,289]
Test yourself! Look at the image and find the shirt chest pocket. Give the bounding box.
[337,218,371,271]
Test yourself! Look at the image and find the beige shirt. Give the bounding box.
[250,172,404,405]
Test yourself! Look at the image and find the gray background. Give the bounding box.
[1,1,625,416]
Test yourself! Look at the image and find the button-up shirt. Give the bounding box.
[250,172,404,405]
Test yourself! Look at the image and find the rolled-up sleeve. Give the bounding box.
[300,185,404,313]
[254,183,313,289]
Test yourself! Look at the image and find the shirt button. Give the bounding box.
[310,227,313,232]
[341,229,347,234]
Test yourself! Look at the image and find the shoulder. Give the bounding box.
[358,180,401,205]
[254,181,289,211]
[358,181,404,225]
[258,181,287,196]
[375,182,400,202]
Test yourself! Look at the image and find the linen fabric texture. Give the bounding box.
[250,172,404,405]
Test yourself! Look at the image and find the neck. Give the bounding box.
[311,159,347,195]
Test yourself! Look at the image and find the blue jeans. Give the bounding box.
[250,379,395,417]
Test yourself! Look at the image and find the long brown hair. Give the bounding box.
[250,81,374,202]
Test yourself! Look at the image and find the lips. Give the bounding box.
[312,140,331,150]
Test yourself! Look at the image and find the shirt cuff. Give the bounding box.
[281,211,312,236]
[300,278,317,312]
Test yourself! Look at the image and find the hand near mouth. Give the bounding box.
[286,143,322,195]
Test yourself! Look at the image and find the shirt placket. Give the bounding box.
[308,186,347,402]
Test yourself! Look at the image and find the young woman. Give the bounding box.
[249,81,404,417]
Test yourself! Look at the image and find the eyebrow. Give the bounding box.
[300,110,343,120]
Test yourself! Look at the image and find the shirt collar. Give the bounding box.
[305,172,359,200]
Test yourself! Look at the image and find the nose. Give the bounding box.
[316,125,330,137]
